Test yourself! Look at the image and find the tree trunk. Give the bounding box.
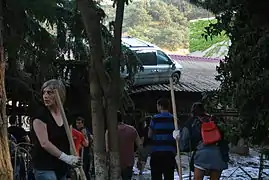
[90,69,108,180]
[76,0,109,179]
[0,0,13,178]
[77,0,126,179]
[105,98,121,179]
[106,0,125,179]
[0,62,13,180]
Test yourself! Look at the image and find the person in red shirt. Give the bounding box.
[72,127,89,156]
[105,111,142,180]
[75,117,93,180]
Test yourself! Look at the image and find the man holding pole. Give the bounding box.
[148,98,177,180]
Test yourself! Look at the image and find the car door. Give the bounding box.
[156,50,174,83]
[135,50,159,85]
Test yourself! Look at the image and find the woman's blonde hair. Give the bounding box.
[41,79,66,103]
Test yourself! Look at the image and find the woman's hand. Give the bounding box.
[59,153,82,167]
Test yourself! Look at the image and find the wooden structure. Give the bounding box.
[128,55,222,124]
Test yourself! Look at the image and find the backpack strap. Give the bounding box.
[198,114,213,123]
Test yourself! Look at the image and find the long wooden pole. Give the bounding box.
[55,90,87,180]
[169,77,183,180]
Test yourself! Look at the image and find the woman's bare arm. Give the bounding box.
[33,119,62,158]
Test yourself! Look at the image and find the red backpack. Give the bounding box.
[199,115,221,145]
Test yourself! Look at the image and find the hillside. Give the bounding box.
[101,0,216,53]
[189,18,230,58]
[189,18,229,53]
[189,40,230,58]
[101,1,230,57]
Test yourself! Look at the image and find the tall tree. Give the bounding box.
[77,0,141,178]
[192,0,269,143]
[0,0,13,178]
[76,0,109,179]
[105,0,125,178]
[3,0,88,106]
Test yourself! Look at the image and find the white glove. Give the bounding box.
[175,154,180,165]
[59,152,81,167]
[173,130,180,140]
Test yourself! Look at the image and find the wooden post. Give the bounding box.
[54,90,87,180]
[169,77,183,180]
[0,0,13,178]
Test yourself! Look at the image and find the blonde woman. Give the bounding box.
[31,79,80,180]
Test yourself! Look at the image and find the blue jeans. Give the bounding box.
[33,170,67,180]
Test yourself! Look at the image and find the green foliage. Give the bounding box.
[203,40,229,57]
[103,0,216,51]
[126,1,189,50]
[189,19,229,52]
[4,0,141,105]
[162,0,214,20]
[4,0,87,102]
[102,0,189,51]
[102,25,142,81]
[123,3,152,29]
[193,0,269,143]
[187,6,214,20]
[189,0,230,15]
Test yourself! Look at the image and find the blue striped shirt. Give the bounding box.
[150,112,176,153]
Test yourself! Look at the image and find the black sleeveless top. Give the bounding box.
[31,107,70,176]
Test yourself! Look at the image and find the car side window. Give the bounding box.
[157,50,172,65]
[136,51,157,65]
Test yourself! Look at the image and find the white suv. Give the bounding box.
[121,36,183,86]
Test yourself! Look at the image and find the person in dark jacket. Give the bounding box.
[173,102,229,180]
[148,98,176,180]
[137,116,152,175]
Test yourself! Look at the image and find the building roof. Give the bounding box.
[130,55,221,94]
[169,54,222,62]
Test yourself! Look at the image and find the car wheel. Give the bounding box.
[171,72,180,84]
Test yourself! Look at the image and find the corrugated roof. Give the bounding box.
[169,54,223,62]
[130,55,221,94]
